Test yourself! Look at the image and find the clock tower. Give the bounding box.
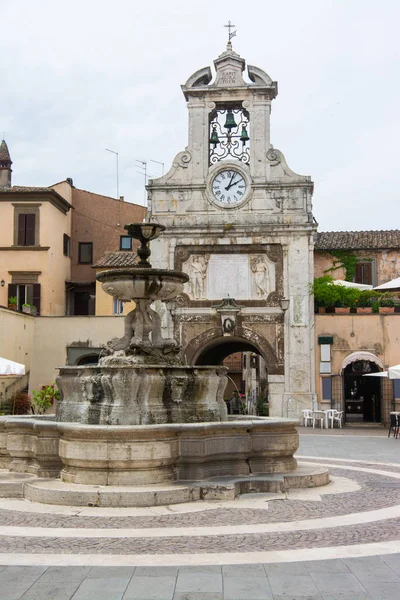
[147,39,317,418]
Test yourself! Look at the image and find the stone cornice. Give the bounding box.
[0,246,50,251]
[0,190,71,214]
[155,221,318,232]
[148,181,313,190]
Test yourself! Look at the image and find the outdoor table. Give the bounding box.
[323,409,337,429]
[312,410,326,428]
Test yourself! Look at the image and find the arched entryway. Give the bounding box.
[195,337,263,366]
[340,352,384,424]
[192,335,269,416]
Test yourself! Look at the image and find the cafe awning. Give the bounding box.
[373,277,400,291]
[0,358,25,376]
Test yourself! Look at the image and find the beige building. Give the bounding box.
[313,230,400,425]
[0,306,126,401]
[0,139,72,316]
[51,182,145,316]
[315,314,400,426]
[0,141,145,317]
[314,230,400,286]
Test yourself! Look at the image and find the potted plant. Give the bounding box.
[311,276,339,313]
[372,300,380,314]
[356,290,373,314]
[11,392,31,415]
[22,303,37,316]
[31,382,60,415]
[8,296,17,310]
[379,293,395,314]
[334,286,360,314]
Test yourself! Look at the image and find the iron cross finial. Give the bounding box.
[224,21,237,43]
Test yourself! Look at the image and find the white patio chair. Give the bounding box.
[325,409,337,429]
[388,413,399,439]
[332,410,344,428]
[301,409,313,427]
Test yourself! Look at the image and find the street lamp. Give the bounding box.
[280,298,290,312]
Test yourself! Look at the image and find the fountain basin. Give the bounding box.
[56,365,228,426]
[0,415,300,486]
[96,268,188,302]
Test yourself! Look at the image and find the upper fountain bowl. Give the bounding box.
[97,268,188,302]
[97,221,188,301]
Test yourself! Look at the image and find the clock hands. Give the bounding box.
[225,177,240,191]
[224,173,235,190]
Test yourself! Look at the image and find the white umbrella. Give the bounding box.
[332,279,373,290]
[388,364,400,379]
[373,277,400,291]
[0,357,25,376]
[364,371,388,378]
[363,364,400,379]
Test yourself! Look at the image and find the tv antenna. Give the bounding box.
[106,148,119,199]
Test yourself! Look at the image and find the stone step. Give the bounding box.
[21,464,329,507]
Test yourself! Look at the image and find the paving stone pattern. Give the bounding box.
[1,516,400,556]
[0,465,397,530]
[0,434,400,598]
[0,558,400,599]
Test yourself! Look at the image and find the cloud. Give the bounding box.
[1,0,399,230]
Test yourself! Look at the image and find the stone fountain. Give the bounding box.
[57,222,226,427]
[0,223,329,506]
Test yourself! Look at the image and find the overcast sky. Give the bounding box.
[1,0,399,232]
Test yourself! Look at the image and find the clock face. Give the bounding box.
[211,169,247,206]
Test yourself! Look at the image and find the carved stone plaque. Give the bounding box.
[207,255,250,299]
[181,252,277,301]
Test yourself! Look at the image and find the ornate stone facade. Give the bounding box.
[147,42,317,418]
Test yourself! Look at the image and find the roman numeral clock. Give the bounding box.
[146,32,317,421]
[210,168,249,208]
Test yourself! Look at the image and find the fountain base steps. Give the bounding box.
[0,472,38,498]
[0,465,329,507]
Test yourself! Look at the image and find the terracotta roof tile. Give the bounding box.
[94,252,139,268]
[315,230,400,250]
[0,186,53,193]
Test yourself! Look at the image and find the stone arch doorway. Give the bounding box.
[194,337,264,366]
[185,326,280,373]
[187,330,277,416]
[340,352,384,424]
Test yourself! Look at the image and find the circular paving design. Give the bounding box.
[0,457,399,565]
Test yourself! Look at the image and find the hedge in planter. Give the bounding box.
[311,276,340,310]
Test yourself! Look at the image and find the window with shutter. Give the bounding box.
[78,242,93,264]
[355,262,373,285]
[17,213,36,246]
[63,234,71,257]
[32,284,41,315]
[25,214,36,245]
[8,283,17,306]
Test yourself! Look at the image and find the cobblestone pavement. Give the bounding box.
[0,466,397,529]
[0,431,399,598]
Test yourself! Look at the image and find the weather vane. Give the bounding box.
[224,21,237,43]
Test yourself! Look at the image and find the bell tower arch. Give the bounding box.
[148,39,317,419]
